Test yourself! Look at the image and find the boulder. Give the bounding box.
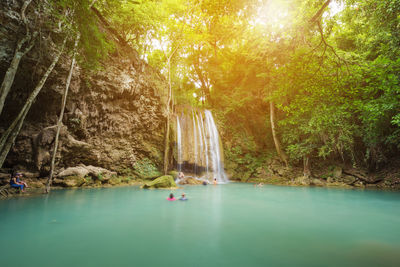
[57,166,89,178]
[311,178,325,186]
[294,176,312,186]
[327,177,336,183]
[141,175,177,189]
[342,175,356,185]
[57,165,116,180]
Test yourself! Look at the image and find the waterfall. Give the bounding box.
[175,109,228,184]
[205,110,228,183]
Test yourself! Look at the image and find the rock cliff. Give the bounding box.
[0,0,168,178]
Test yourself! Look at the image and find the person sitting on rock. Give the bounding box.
[10,173,26,192]
[16,173,28,188]
[179,193,188,201]
[167,193,176,201]
[178,172,185,179]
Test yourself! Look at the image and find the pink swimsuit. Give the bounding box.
[167,197,176,201]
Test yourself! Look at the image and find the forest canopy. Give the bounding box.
[9,0,399,174]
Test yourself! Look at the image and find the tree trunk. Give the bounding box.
[309,0,332,24]
[0,107,30,167]
[270,101,288,167]
[0,0,37,116]
[0,37,67,168]
[303,156,311,178]
[163,59,172,175]
[46,33,80,193]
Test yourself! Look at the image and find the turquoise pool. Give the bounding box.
[1,184,400,267]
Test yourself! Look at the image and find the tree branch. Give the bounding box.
[309,0,331,24]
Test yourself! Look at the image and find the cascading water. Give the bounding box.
[175,109,228,184]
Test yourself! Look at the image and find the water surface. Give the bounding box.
[1,184,400,267]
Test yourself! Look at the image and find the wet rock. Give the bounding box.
[141,175,176,189]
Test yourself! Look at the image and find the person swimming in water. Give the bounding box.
[179,193,188,201]
[213,178,217,185]
[167,193,176,201]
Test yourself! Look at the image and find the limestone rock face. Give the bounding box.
[0,1,168,177]
[141,175,177,189]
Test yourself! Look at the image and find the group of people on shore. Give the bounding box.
[9,172,28,192]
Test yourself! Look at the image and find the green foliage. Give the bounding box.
[45,0,400,172]
[133,158,162,179]
[52,0,115,69]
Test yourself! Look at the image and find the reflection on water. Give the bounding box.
[0,184,400,267]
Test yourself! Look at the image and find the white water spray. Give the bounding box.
[175,109,228,183]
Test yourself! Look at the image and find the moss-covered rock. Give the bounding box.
[178,177,203,185]
[141,175,177,189]
[108,177,122,185]
[53,175,86,187]
[168,171,179,179]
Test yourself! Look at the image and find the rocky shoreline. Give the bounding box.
[234,158,400,190]
[2,163,399,199]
